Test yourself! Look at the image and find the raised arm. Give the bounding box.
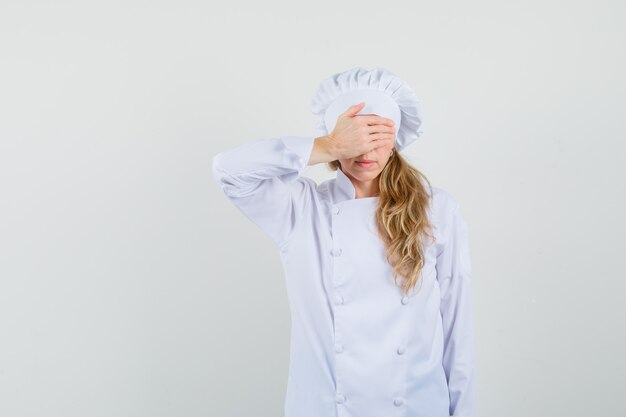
[211,135,336,249]
[436,202,477,417]
[211,102,394,249]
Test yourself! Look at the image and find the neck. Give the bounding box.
[350,176,380,199]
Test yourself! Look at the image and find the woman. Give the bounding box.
[212,67,476,417]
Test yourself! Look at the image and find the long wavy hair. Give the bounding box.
[328,150,436,296]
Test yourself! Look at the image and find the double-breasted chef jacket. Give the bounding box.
[212,135,476,417]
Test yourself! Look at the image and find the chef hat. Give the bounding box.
[310,66,423,152]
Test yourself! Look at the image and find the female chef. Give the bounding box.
[212,67,476,417]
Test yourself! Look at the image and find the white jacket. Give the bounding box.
[212,136,476,417]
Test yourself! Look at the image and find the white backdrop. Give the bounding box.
[1,1,625,416]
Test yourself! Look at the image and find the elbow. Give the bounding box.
[211,152,227,189]
[211,152,256,198]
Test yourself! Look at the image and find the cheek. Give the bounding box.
[376,145,393,158]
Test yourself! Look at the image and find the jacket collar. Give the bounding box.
[334,167,355,202]
[330,166,434,206]
[332,167,379,203]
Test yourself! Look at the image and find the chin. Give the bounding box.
[350,170,380,181]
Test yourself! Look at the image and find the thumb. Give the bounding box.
[343,101,365,117]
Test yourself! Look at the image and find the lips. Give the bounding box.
[356,161,375,168]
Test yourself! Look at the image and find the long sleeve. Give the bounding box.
[212,136,316,249]
[436,202,477,417]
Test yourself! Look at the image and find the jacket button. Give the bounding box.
[335,343,344,353]
[397,345,406,355]
[334,295,344,305]
[331,248,342,256]
[332,205,340,215]
[336,393,346,404]
[393,397,404,406]
[401,295,409,305]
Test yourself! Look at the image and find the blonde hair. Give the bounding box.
[327,151,436,296]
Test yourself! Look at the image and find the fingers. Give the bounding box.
[357,115,395,127]
[365,124,395,135]
[368,134,395,150]
[343,102,366,117]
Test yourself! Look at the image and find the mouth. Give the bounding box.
[355,160,375,168]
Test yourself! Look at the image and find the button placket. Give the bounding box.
[394,292,411,413]
[331,202,348,409]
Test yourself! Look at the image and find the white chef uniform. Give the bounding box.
[212,135,476,417]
